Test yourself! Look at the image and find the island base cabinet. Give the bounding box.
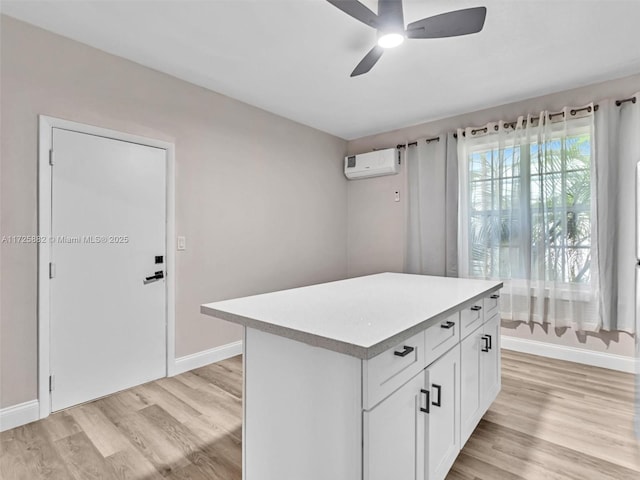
[364,345,460,480]
[231,286,502,480]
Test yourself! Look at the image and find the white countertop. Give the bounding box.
[201,273,502,359]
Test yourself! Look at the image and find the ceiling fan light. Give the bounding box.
[377,33,404,49]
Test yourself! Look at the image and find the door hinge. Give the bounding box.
[49,149,54,166]
[49,375,55,392]
[49,262,56,279]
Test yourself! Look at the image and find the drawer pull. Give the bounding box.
[440,321,455,329]
[432,384,442,407]
[486,334,492,350]
[470,305,482,311]
[394,345,415,357]
[490,294,500,299]
[481,335,490,352]
[420,389,430,413]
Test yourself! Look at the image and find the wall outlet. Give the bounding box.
[177,236,186,251]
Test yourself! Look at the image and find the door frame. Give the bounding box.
[38,115,177,418]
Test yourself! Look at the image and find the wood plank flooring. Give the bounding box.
[1,355,242,480]
[449,350,640,480]
[1,350,639,479]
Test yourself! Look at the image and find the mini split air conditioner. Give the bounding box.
[344,148,401,180]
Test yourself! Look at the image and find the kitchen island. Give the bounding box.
[201,272,502,480]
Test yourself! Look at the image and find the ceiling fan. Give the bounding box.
[327,0,487,77]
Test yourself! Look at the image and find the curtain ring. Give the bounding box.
[570,106,592,116]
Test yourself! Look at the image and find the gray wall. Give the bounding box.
[346,73,640,357]
[0,16,348,408]
[347,172,406,278]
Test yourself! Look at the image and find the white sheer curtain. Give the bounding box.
[404,95,639,334]
[405,134,457,276]
[594,94,640,333]
[457,106,603,331]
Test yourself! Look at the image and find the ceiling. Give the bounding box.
[2,0,640,140]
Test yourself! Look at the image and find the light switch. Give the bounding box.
[394,191,400,202]
[177,236,186,251]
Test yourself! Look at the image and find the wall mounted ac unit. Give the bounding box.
[344,148,401,180]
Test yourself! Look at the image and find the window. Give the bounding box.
[466,124,592,285]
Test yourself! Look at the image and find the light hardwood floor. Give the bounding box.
[1,350,638,479]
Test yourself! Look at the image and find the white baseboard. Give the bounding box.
[0,400,40,432]
[173,340,243,376]
[501,336,636,373]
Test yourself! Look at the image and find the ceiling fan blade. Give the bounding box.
[326,0,380,29]
[406,7,487,39]
[351,45,384,77]
[378,0,404,30]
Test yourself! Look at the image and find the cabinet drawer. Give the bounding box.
[484,292,500,318]
[363,331,425,410]
[460,303,483,340]
[424,313,459,366]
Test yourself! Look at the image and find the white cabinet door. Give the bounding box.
[460,326,483,446]
[364,372,426,480]
[426,345,460,480]
[481,314,501,410]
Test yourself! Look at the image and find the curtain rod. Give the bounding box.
[394,95,636,148]
[616,96,637,106]
[397,137,439,149]
[455,105,598,138]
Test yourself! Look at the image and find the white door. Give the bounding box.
[363,372,426,480]
[426,345,460,480]
[50,128,167,412]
